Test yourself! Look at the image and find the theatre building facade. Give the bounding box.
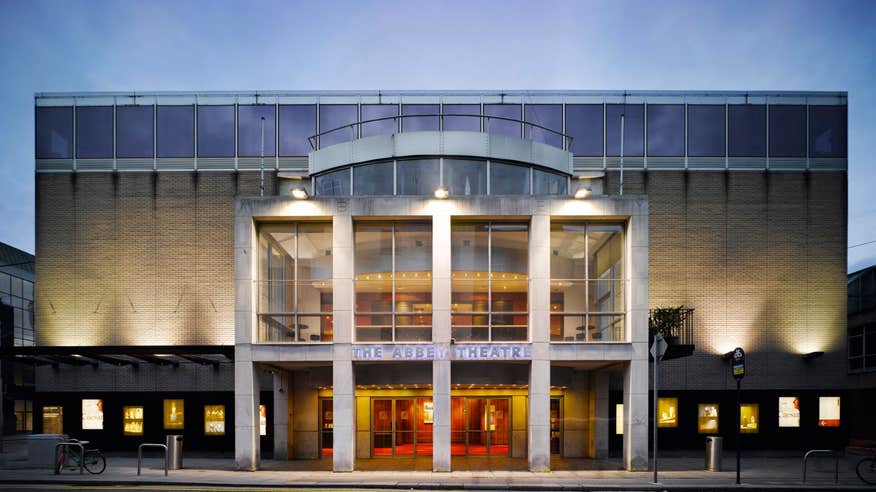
[25,90,848,472]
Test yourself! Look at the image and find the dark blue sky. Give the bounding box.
[1,0,874,271]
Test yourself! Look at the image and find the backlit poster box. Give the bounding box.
[615,404,624,435]
[778,397,800,427]
[698,403,719,434]
[657,398,678,428]
[204,405,226,436]
[82,399,103,430]
[43,406,63,434]
[259,404,267,436]
[818,396,840,427]
[164,399,184,430]
[123,406,144,436]
[739,403,759,433]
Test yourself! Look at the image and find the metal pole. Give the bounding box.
[620,113,625,196]
[653,333,658,483]
[259,116,265,197]
[736,378,741,485]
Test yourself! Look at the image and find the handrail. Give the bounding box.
[138,443,168,476]
[54,440,85,475]
[803,449,839,484]
[307,113,574,151]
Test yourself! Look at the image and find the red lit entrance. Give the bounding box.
[372,398,433,457]
[451,397,510,456]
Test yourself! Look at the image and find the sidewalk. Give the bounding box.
[0,454,872,490]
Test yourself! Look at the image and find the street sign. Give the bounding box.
[731,347,745,380]
[650,335,668,361]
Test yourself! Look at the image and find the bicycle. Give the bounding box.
[55,439,106,474]
[857,455,876,485]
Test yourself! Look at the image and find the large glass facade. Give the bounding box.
[451,222,528,342]
[279,105,316,156]
[647,105,684,157]
[687,105,725,157]
[565,104,603,157]
[319,104,358,148]
[197,105,235,157]
[35,106,73,159]
[402,104,439,132]
[810,105,847,157]
[238,105,276,157]
[75,106,113,158]
[606,104,644,157]
[157,106,194,158]
[258,223,333,343]
[444,159,486,196]
[728,105,766,157]
[355,222,432,342]
[768,105,805,158]
[442,104,481,132]
[0,271,34,346]
[361,104,398,138]
[483,104,521,138]
[550,222,625,342]
[116,106,154,158]
[524,104,563,148]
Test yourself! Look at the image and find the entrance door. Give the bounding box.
[371,398,432,457]
[320,399,333,457]
[451,397,511,456]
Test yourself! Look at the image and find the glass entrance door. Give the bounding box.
[320,399,333,457]
[371,398,432,457]
[451,397,511,456]
[550,397,562,455]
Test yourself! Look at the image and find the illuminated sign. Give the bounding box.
[82,399,104,430]
[164,399,184,430]
[778,397,800,428]
[259,405,267,436]
[818,396,840,427]
[351,343,532,361]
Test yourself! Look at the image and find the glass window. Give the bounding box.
[402,104,438,132]
[606,104,644,157]
[361,104,398,138]
[14,400,32,432]
[397,159,439,195]
[484,104,521,138]
[319,104,358,148]
[443,104,481,132]
[778,396,800,427]
[728,105,766,157]
[353,162,394,195]
[739,403,759,433]
[116,106,154,158]
[197,105,234,157]
[550,223,625,342]
[768,105,805,157]
[818,396,840,427]
[355,222,432,342]
[258,223,333,343]
[81,399,103,430]
[0,272,9,294]
[279,105,316,156]
[314,168,350,196]
[451,222,528,342]
[534,169,567,195]
[238,105,276,157]
[157,106,194,158]
[687,105,725,157]
[444,159,486,196]
[566,104,603,156]
[810,105,847,157]
[164,399,184,429]
[76,106,113,158]
[204,405,226,436]
[123,406,144,436]
[35,106,73,159]
[657,397,678,428]
[490,162,529,195]
[525,104,563,148]
[23,280,34,301]
[698,403,719,434]
[647,104,684,157]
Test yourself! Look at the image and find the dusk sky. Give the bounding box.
[1,0,874,271]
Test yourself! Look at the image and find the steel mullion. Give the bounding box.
[392,223,396,342]
[584,225,590,342]
[294,223,299,343]
[487,223,492,342]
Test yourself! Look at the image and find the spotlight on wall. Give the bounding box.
[574,187,591,199]
[291,187,309,200]
[801,351,824,361]
[434,186,450,199]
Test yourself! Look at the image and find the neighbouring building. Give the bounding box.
[847,265,876,447]
[0,242,35,436]
[17,90,849,471]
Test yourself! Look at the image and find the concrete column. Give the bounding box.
[588,371,609,459]
[333,357,355,471]
[292,371,319,459]
[432,212,452,471]
[528,213,551,471]
[623,360,648,471]
[272,372,289,460]
[332,209,356,471]
[234,359,261,470]
[562,371,588,458]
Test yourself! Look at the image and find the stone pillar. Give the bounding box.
[332,212,355,471]
[528,212,551,471]
[273,371,289,460]
[431,212,452,472]
[588,371,609,458]
[234,359,261,470]
[623,360,648,471]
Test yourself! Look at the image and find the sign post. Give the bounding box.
[731,347,745,485]
[650,334,667,484]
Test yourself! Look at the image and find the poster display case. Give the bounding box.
[615,403,624,435]
[43,406,63,434]
[739,403,759,433]
[204,405,226,436]
[698,403,719,434]
[82,399,104,430]
[163,399,184,430]
[778,396,800,427]
[657,397,678,428]
[259,404,267,436]
[123,406,144,436]
[818,396,840,427]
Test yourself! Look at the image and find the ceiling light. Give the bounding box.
[434,186,449,199]
[291,187,309,200]
[574,187,591,199]
[802,351,824,361]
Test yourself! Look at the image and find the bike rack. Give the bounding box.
[137,443,168,476]
[54,441,85,475]
[803,449,839,484]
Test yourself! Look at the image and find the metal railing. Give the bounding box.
[802,449,840,484]
[308,114,574,151]
[54,440,85,475]
[138,443,168,476]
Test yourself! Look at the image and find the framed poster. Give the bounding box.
[740,403,759,433]
[204,405,226,436]
[123,406,144,436]
[43,406,64,434]
[778,396,800,428]
[615,403,624,435]
[657,397,678,428]
[164,399,184,430]
[259,404,267,436]
[818,396,840,427]
[82,399,104,430]
[698,403,719,434]
[422,401,434,424]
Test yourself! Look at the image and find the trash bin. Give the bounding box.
[166,435,183,470]
[705,436,722,471]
